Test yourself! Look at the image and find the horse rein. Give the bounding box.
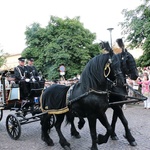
[67,77,146,106]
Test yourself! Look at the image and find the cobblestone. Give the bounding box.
[0,103,150,150]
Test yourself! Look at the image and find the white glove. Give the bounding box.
[38,76,41,81]
[32,78,36,82]
[25,78,30,82]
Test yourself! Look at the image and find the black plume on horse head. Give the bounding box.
[99,41,113,55]
[116,38,125,49]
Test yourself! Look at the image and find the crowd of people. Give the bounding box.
[126,66,150,109]
[44,76,80,88]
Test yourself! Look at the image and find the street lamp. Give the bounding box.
[107,28,114,47]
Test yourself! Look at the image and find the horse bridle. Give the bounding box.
[104,56,122,78]
[121,49,130,76]
[104,59,111,77]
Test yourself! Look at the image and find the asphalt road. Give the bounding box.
[0,103,150,150]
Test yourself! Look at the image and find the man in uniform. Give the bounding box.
[14,57,30,99]
[26,57,45,91]
[26,57,41,82]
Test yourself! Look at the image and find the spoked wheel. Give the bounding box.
[6,114,21,140]
[0,109,3,121]
[49,114,55,128]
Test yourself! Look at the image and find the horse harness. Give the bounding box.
[67,58,120,106]
[67,87,109,106]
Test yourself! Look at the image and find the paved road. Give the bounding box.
[0,103,150,150]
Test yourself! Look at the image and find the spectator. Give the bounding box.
[126,77,134,97]
[137,75,150,109]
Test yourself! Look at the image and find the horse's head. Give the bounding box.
[113,38,138,80]
[99,41,125,87]
[121,51,138,80]
[110,54,125,86]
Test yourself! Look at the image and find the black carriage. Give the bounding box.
[0,70,55,140]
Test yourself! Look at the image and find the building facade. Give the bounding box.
[0,53,21,71]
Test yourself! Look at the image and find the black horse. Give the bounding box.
[40,50,125,150]
[67,39,139,147]
[108,39,138,146]
[87,39,138,146]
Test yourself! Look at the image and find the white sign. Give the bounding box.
[60,72,65,76]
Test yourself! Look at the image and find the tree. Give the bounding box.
[22,16,101,80]
[119,0,150,67]
[0,44,6,67]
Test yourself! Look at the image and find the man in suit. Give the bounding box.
[14,57,30,99]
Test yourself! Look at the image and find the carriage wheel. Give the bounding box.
[6,114,21,140]
[0,109,3,121]
[49,115,55,128]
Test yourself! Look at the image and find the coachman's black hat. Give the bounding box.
[27,57,34,61]
[18,57,25,62]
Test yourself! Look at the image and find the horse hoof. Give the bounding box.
[44,138,54,146]
[91,146,98,150]
[75,134,81,139]
[129,141,137,146]
[97,134,105,144]
[111,135,119,140]
[47,142,54,146]
[123,135,137,146]
[63,145,71,150]
[47,140,54,146]
[71,133,81,139]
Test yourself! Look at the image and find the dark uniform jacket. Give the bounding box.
[14,65,30,82]
[26,65,39,76]
[26,65,40,81]
[14,65,30,99]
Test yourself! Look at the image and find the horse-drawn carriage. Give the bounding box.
[0,39,147,150]
[0,70,55,140]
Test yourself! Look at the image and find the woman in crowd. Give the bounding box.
[137,74,150,109]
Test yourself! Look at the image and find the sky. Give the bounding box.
[0,0,142,54]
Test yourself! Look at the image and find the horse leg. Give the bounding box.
[110,106,119,140]
[55,114,71,150]
[78,117,85,129]
[87,116,98,150]
[112,106,137,146]
[66,113,81,138]
[40,114,54,146]
[97,113,112,145]
[70,118,81,138]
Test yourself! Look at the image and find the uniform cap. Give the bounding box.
[27,57,34,61]
[18,57,25,62]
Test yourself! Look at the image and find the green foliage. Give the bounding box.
[0,49,6,67]
[119,0,150,67]
[23,16,101,80]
